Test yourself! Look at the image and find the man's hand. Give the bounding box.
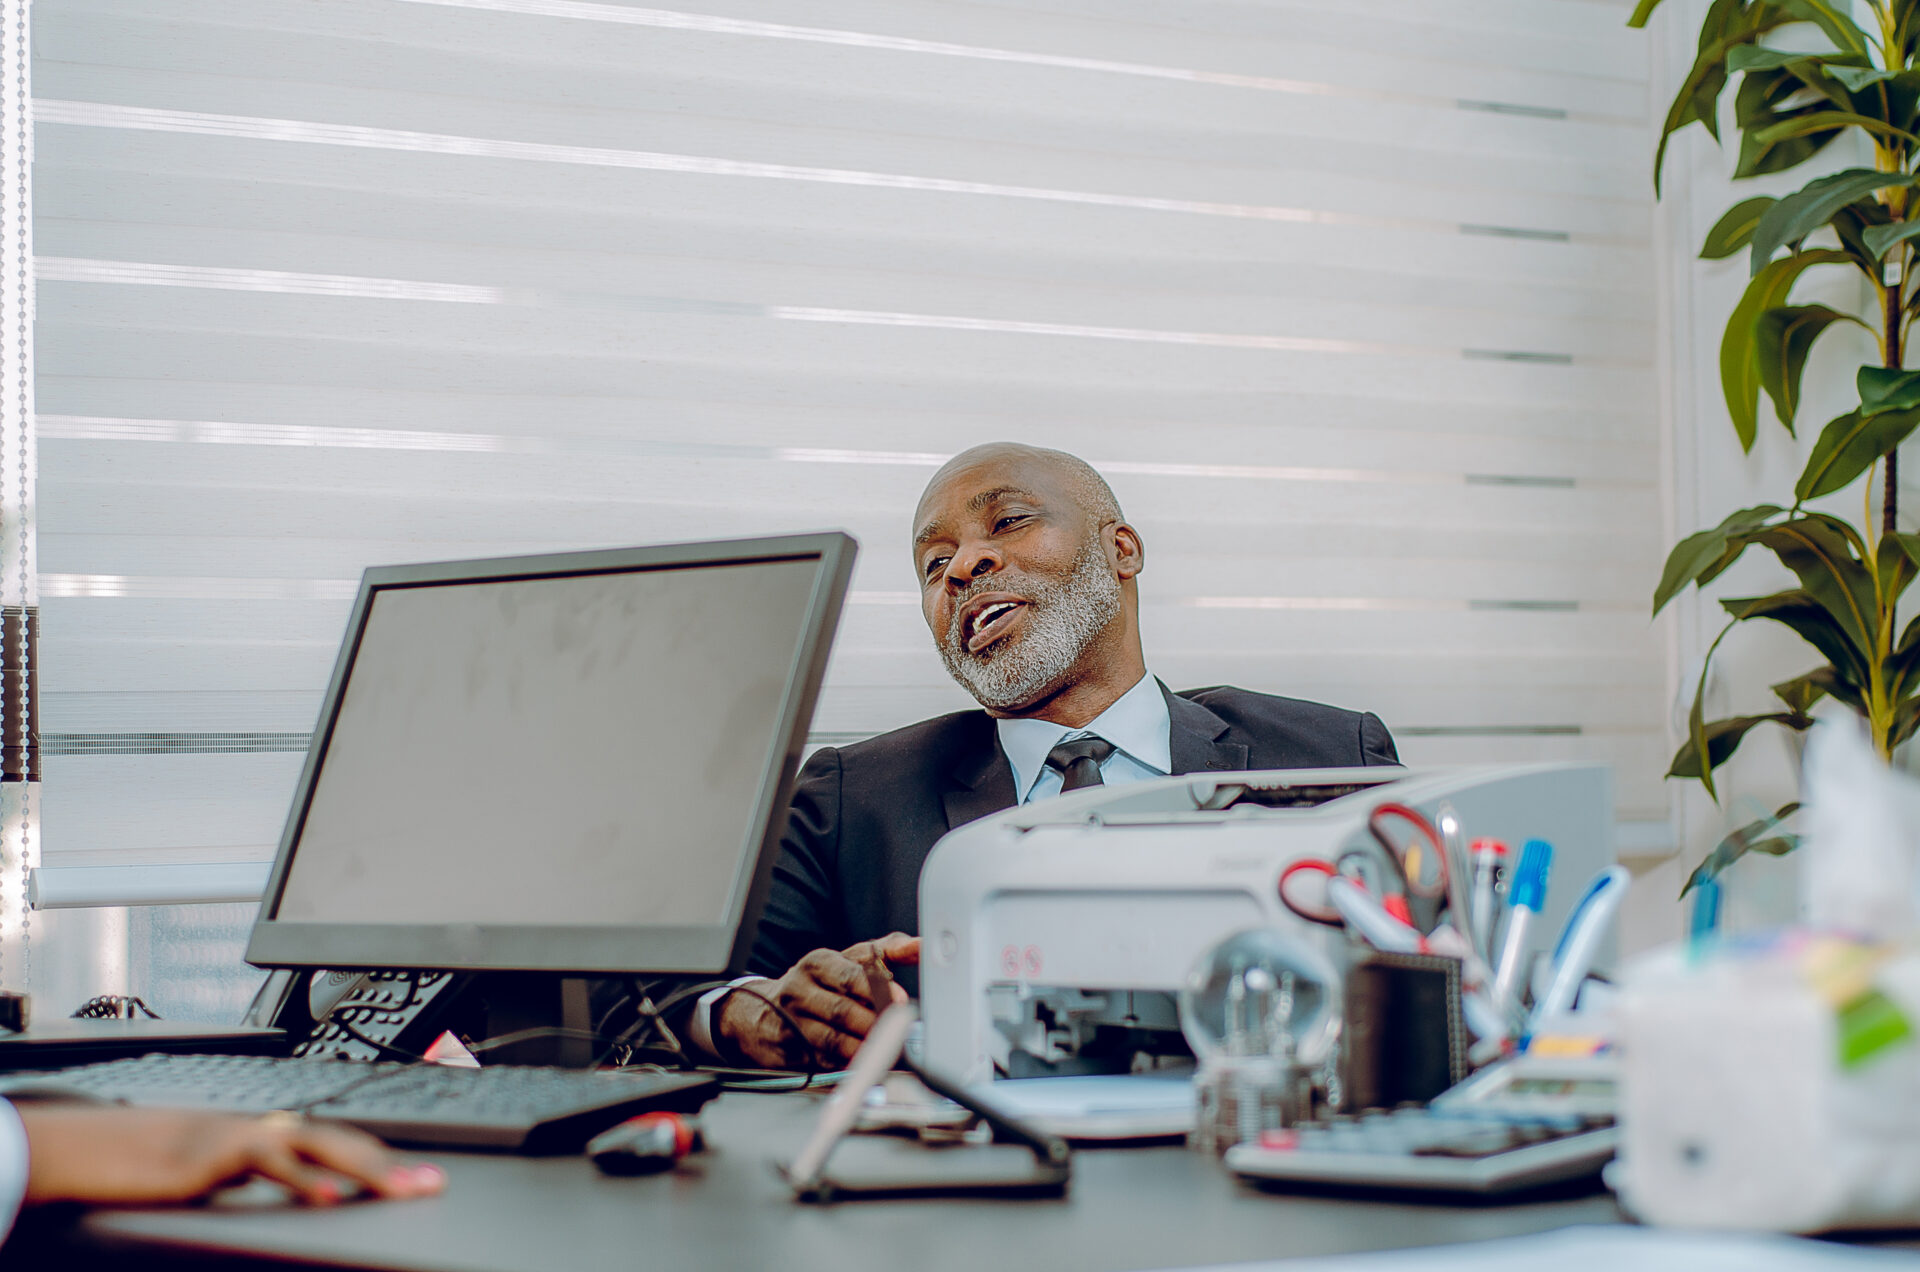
[17,1105,446,1208]
[718,933,920,1069]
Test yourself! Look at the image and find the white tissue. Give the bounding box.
[1801,716,1920,938]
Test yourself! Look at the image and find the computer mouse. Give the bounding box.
[587,1112,704,1176]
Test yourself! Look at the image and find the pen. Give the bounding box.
[1491,839,1552,1008]
[1470,839,1507,963]
[1689,875,1720,938]
[1326,876,1425,955]
[1529,865,1629,1026]
[1433,802,1476,949]
[1688,876,1721,962]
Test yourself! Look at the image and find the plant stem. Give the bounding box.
[1891,448,1901,537]
[1886,265,1905,538]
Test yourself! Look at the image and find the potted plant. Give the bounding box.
[1632,0,1920,892]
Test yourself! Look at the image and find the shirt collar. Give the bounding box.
[996,671,1171,801]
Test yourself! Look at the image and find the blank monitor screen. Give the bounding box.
[246,535,854,974]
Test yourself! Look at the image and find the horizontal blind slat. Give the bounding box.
[33,0,1668,858]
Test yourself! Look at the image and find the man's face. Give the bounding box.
[912,459,1123,711]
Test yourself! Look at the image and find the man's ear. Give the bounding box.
[1108,522,1144,580]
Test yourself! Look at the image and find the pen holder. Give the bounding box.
[1336,952,1470,1112]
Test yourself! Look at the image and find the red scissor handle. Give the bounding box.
[1277,858,1344,927]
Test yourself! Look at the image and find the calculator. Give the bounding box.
[1223,1054,1617,1195]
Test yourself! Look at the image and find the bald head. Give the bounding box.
[914,443,1123,543]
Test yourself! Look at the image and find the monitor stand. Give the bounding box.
[472,974,596,1068]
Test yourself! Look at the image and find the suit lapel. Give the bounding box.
[1165,682,1248,775]
[941,714,1019,831]
[939,686,1245,829]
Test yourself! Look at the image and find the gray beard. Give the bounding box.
[937,542,1122,711]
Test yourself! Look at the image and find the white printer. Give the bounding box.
[917,764,1612,1085]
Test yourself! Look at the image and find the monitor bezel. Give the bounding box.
[243,532,856,976]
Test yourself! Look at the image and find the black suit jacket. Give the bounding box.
[746,683,1398,981]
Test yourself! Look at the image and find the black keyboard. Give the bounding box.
[6,1053,717,1153]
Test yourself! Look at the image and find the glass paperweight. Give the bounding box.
[1179,927,1341,1155]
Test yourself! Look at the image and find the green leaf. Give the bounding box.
[1727,45,1864,77]
[1863,219,1920,258]
[1831,64,1902,91]
[1859,365,1920,411]
[1627,0,1662,28]
[1727,45,1805,73]
[1755,304,1860,428]
[1887,648,1920,713]
[1895,695,1920,747]
[1734,66,1848,178]
[1670,713,1815,779]
[1771,669,1831,713]
[1834,198,1897,268]
[1749,515,1878,659]
[1840,68,1920,139]
[1653,5,1801,192]
[1884,565,1920,702]
[1680,802,1804,897]
[1721,588,1873,686]
[1800,662,1868,712]
[1796,406,1920,500]
[1686,623,1728,801]
[1653,503,1785,614]
[1703,196,1779,259]
[1722,250,1852,449]
[1897,0,1920,66]
[1751,170,1920,274]
[1752,111,1920,149]
[1880,528,1920,606]
[1781,0,1874,57]
[1894,607,1920,675]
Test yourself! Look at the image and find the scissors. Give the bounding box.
[1276,802,1450,932]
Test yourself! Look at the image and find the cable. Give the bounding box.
[327,1015,431,1064]
[464,1026,635,1062]
[607,978,731,1063]
[71,994,159,1020]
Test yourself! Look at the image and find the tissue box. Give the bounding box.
[1614,933,1920,1232]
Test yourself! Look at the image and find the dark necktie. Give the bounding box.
[1044,736,1115,793]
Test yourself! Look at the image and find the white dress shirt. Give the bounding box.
[690,672,1173,1059]
[0,1099,28,1241]
[996,670,1171,802]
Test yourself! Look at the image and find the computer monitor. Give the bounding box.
[244,533,856,976]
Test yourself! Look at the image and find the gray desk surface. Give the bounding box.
[68,1090,1628,1272]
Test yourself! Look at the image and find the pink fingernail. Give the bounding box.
[402,1164,445,1191]
[312,1180,342,1206]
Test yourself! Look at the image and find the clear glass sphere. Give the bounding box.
[1178,927,1341,1067]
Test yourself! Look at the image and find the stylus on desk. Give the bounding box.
[782,1004,917,1191]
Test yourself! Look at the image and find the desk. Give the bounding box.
[45,1090,1626,1271]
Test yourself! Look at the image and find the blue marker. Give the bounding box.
[1531,866,1630,1026]
[1688,876,1721,961]
[1491,839,1553,1008]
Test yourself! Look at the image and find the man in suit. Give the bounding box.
[710,443,1397,1067]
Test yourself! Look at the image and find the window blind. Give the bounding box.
[32,0,1664,936]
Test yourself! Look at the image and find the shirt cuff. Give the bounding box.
[0,1099,28,1240]
[687,977,761,1061]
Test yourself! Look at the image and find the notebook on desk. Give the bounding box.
[0,1020,288,1072]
